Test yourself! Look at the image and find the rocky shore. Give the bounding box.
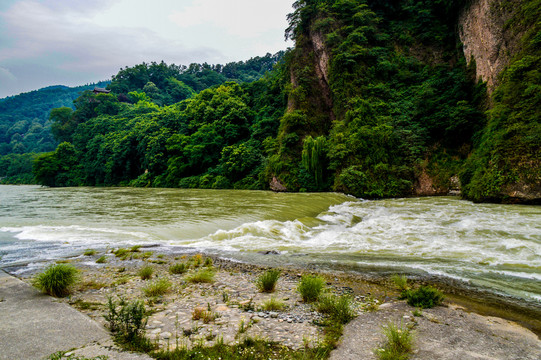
[15,245,541,359]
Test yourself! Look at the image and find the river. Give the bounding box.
[1,185,540,306]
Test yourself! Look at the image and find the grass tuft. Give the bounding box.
[316,293,356,324]
[33,264,79,297]
[376,322,414,360]
[95,256,107,264]
[138,265,154,280]
[186,268,215,283]
[142,278,172,297]
[83,249,96,256]
[168,263,188,275]
[391,274,410,294]
[297,275,326,303]
[256,269,281,293]
[260,297,285,311]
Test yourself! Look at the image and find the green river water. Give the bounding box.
[1,185,540,310]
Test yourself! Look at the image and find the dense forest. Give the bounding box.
[3,0,540,203]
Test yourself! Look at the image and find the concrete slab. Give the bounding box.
[0,270,109,360]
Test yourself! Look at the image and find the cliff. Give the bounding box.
[271,0,539,203]
[458,0,522,92]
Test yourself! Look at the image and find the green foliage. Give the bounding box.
[83,249,96,256]
[260,297,286,311]
[169,263,188,274]
[391,274,410,294]
[104,298,155,352]
[0,153,37,184]
[96,256,107,264]
[316,293,356,324]
[376,322,414,360]
[138,266,154,280]
[0,82,109,157]
[461,0,541,202]
[186,268,215,283]
[256,269,281,293]
[297,275,326,303]
[33,264,79,297]
[142,278,172,297]
[405,286,444,309]
[152,336,328,360]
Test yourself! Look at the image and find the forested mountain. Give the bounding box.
[8,0,541,203]
[0,53,284,184]
[0,82,110,155]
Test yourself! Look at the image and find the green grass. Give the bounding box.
[47,352,108,360]
[95,256,107,264]
[391,274,410,293]
[186,268,215,283]
[104,298,155,352]
[152,337,329,359]
[405,286,444,309]
[169,263,188,274]
[255,269,281,293]
[316,293,356,324]
[142,278,172,297]
[375,322,414,360]
[138,266,154,280]
[260,297,285,311]
[297,275,326,303]
[83,249,96,256]
[33,264,79,297]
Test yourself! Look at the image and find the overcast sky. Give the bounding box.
[0,0,294,98]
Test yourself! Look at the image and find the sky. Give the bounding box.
[0,0,294,98]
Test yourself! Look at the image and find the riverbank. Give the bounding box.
[7,245,541,359]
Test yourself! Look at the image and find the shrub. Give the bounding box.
[138,266,154,280]
[260,297,285,311]
[33,264,79,297]
[316,293,356,324]
[186,268,215,283]
[297,275,326,303]
[142,278,172,297]
[256,269,281,293]
[376,322,414,360]
[169,263,188,274]
[405,286,444,309]
[104,298,154,352]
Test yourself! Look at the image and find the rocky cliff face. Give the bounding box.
[458,0,521,92]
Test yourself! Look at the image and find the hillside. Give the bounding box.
[16,0,541,203]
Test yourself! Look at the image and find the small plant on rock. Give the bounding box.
[186,268,215,283]
[95,256,107,264]
[316,293,356,324]
[256,269,281,293]
[104,297,154,352]
[33,264,79,297]
[391,274,410,295]
[375,321,414,360]
[138,265,154,280]
[297,275,326,303]
[260,297,285,311]
[142,278,172,297]
[169,263,188,274]
[83,249,96,256]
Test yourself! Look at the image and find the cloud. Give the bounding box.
[0,0,292,97]
[169,0,292,38]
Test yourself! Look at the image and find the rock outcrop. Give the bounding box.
[458,0,522,92]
